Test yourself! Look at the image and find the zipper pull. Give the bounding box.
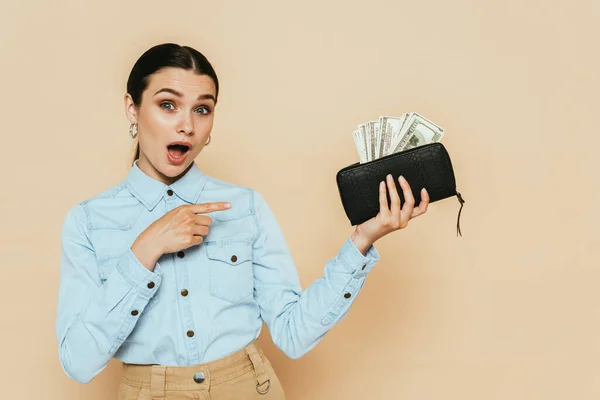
[456,191,465,237]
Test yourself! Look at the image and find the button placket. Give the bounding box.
[175,251,199,362]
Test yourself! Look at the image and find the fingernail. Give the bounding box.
[387,174,392,180]
[399,175,405,182]
[225,203,231,208]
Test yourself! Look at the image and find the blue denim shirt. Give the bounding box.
[55,160,380,383]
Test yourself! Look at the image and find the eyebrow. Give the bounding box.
[153,88,215,102]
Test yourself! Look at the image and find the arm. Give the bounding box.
[251,191,380,359]
[55,204,164,383]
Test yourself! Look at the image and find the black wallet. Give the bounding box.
[336,142,466,236]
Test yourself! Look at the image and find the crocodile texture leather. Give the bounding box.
[336,142,465,235]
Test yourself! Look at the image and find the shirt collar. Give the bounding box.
[126,159,208,210]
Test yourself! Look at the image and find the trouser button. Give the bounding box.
[193,372,205,383]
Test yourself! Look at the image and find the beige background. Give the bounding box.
[1,0,599,398]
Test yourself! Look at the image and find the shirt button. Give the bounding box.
[362,264,366,270]
[193,372,205,383]
[147,281,155,289]
[344,292,352,299]
[177,251,185,258]
[231,255,237,262]
[167,189,173,196]
[131,310,139,316]
[187,330,194,337]
[181,289,188,296]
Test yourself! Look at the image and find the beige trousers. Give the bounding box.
[118,341,286,400]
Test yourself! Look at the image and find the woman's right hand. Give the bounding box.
[131,202,232,271]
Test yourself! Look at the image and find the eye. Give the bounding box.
[159,101,211,115]
[196,106,211,115]
[160,101,175,110]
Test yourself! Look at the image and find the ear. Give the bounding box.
[124,93,138,124]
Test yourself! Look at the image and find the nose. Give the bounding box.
[177,112,194,136]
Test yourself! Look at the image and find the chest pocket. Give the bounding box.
[205,239,254,304]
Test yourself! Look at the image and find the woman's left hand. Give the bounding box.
[351,174,430,254]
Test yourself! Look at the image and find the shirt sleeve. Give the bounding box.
[55,204,164,383]
[250,190,380,359]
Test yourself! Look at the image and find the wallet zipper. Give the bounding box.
[338,142,445,173]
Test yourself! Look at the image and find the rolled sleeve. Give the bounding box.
[338,236,380,277]
[118,248,163,300]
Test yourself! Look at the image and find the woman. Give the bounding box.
[55,43,430,400]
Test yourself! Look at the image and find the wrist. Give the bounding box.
[131,233,162,271]
[351,229,374,256]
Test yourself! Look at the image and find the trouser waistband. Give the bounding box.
[121,341,271,397]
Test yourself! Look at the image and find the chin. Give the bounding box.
[161,161,192,177]
[139,148,196,182]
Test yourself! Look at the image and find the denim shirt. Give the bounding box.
[55,160,380,383]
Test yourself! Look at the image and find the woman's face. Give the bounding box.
[125,67,217,185]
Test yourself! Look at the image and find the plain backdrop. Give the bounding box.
[1,0,599,399]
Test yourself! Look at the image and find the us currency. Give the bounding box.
[374,121,381,159]
[366,120,380,160]
[379,114,409,157]
[389,112,444,153]
[358,123,370,161]
[354,112,444,163]
[353,129,368,163]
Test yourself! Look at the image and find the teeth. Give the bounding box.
[167,144,189,160]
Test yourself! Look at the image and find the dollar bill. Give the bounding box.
[353,129,368,163]
[388,112,414,152]
[374,121,381,159]
[354,112,444,163]
[366,120,380,160]
[389,112,444,153]
[379,114,409,157]
[358,124,370,161]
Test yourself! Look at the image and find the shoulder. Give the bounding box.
[204,176,273,206]
[63,180,134,230]
[79,180,130,206]
[203,174,252,192]
[200,175,270,222]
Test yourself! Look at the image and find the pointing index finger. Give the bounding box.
[190,202,232,214]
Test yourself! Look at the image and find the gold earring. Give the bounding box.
[205,135,211,145]
[129,123,138,139]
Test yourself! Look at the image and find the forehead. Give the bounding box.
[145,67,216,97]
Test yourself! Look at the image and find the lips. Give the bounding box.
[166,141,192,164]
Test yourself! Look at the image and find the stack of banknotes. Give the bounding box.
[352,112,444,164]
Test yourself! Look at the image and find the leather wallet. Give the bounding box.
[336,142,466,236]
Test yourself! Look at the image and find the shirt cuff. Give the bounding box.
[117,248,163,300]
[337,236,380,277]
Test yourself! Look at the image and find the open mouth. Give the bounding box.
[167,143,191,159]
